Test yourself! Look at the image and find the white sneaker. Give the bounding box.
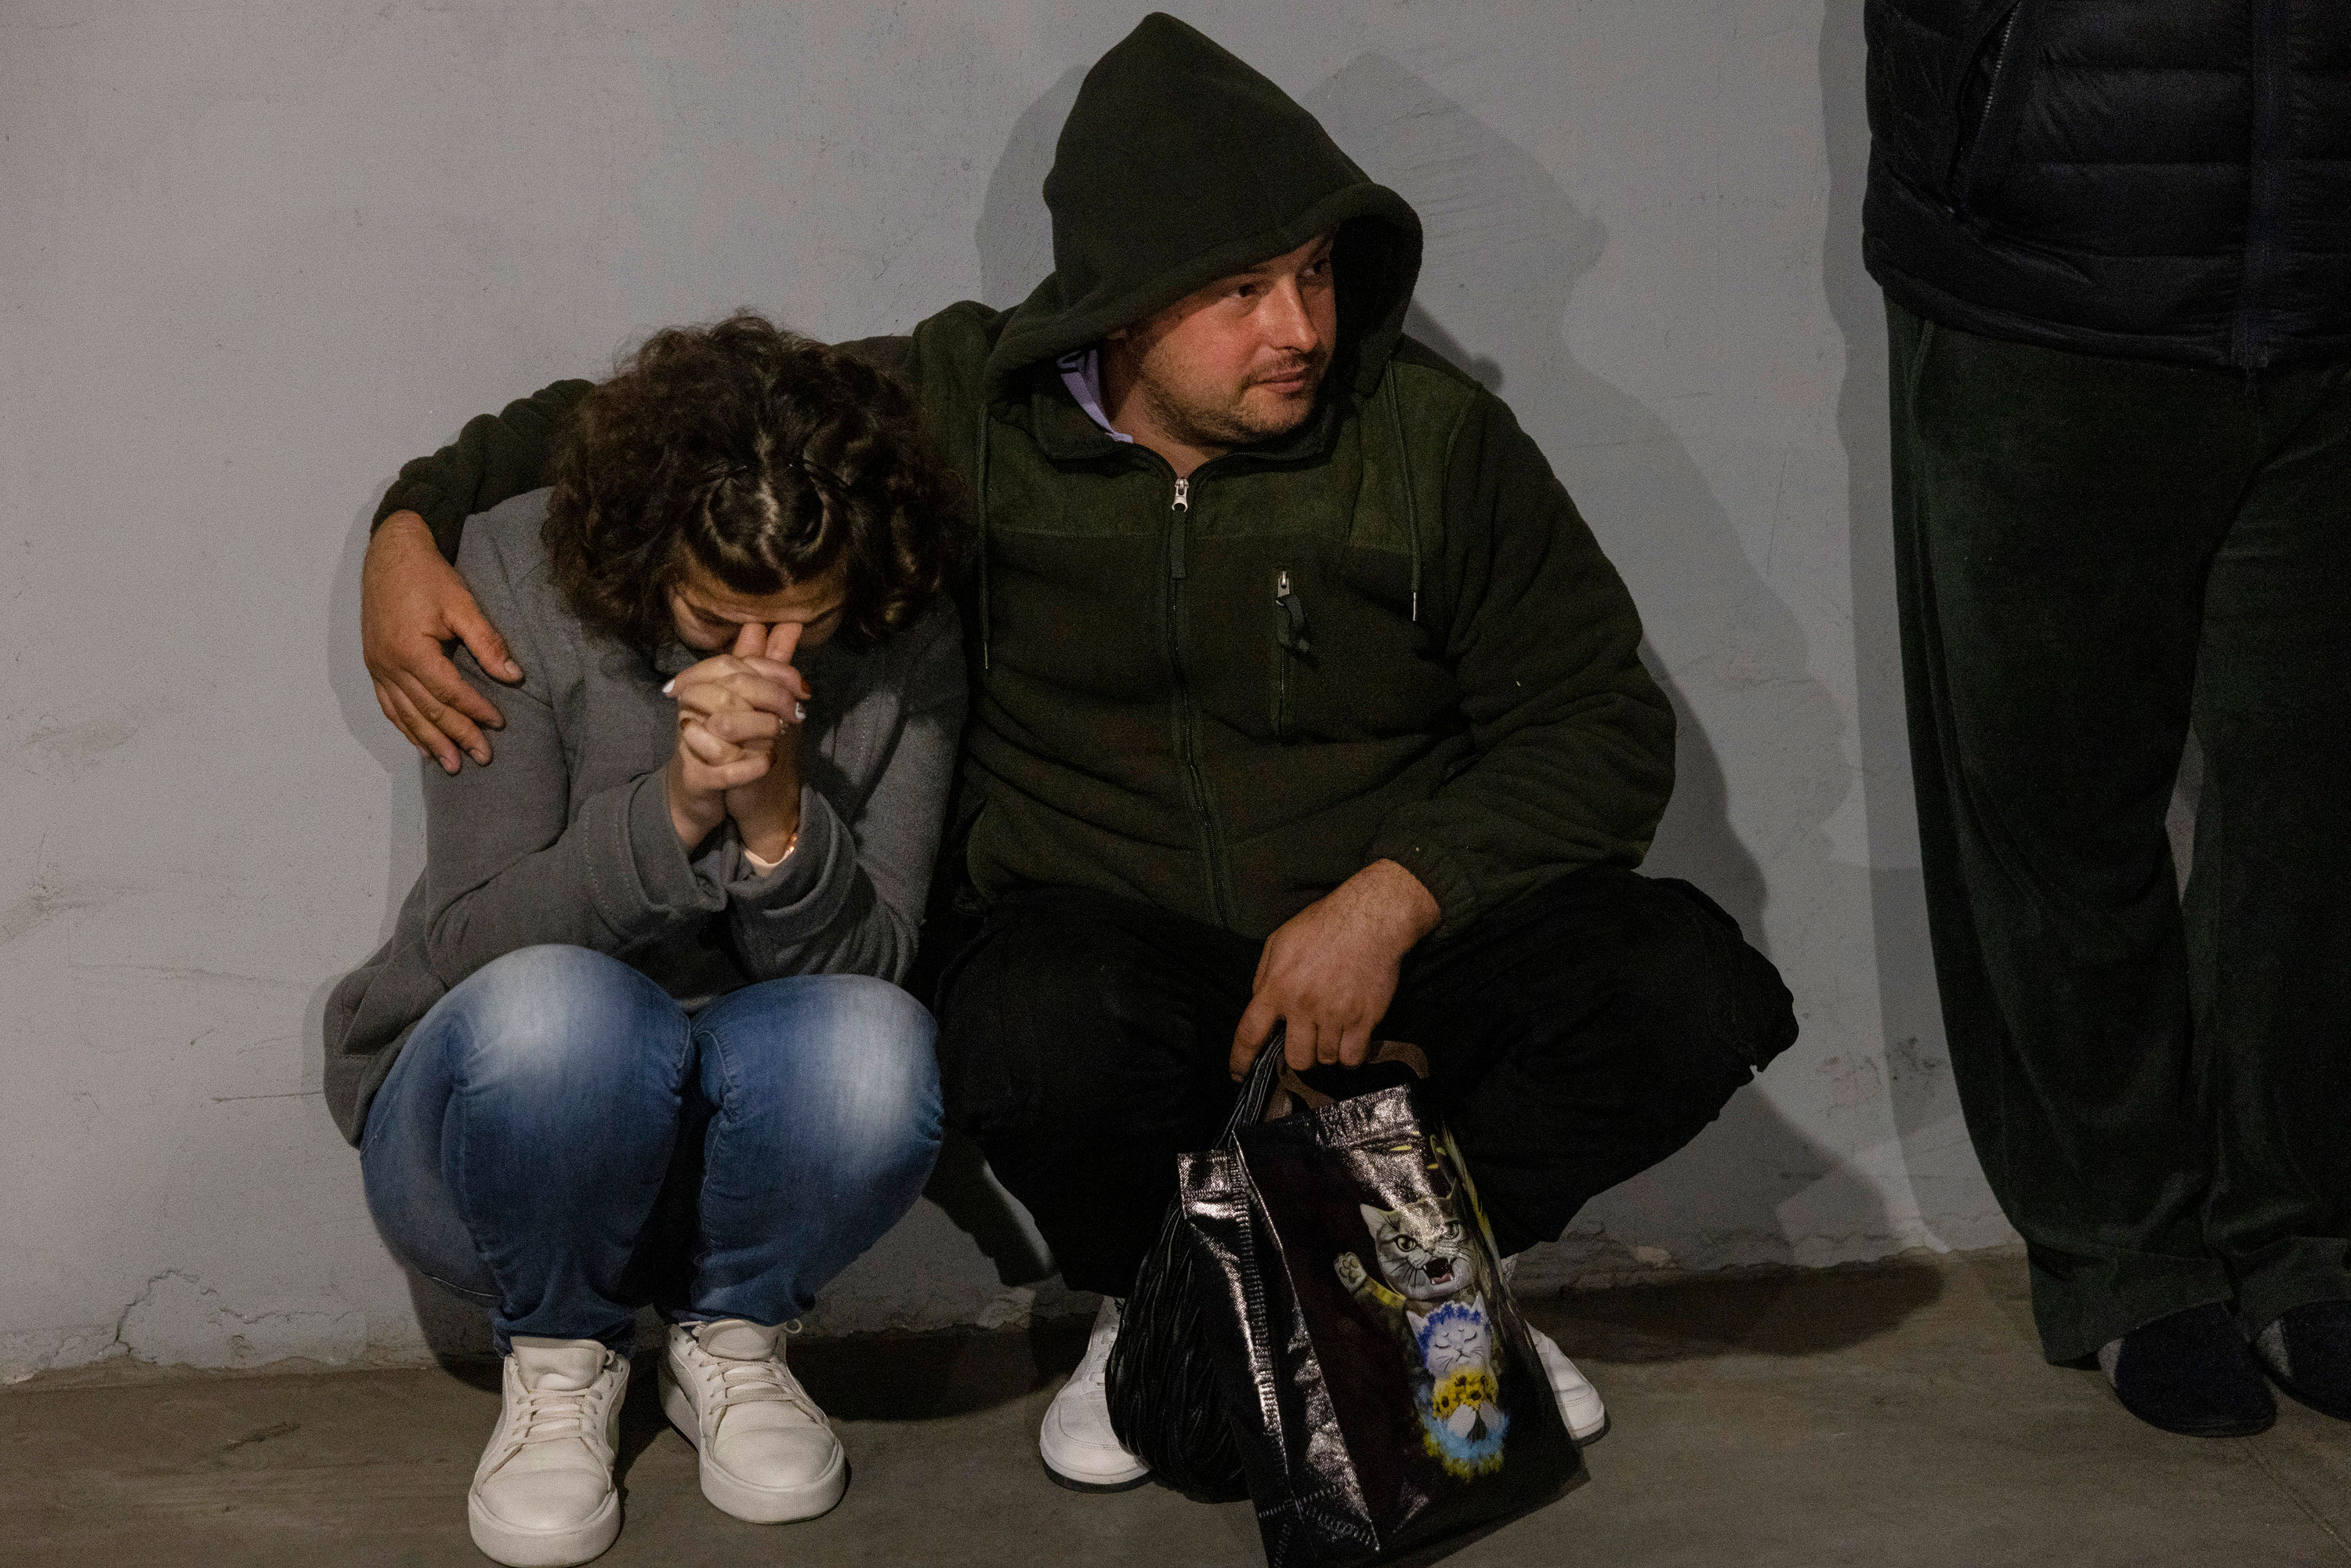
[661,1320,846,1523]
[469,1338,627,1568]
[1529,1326,1609,1443]
[1500,1253,1608,1443]
[1039,1297,1150,1490]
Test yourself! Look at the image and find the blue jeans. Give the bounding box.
[362,945,941,1353]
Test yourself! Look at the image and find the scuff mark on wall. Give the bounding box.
[20,715,143,767]
[0,879,103,950]
[63,961,312,994]
[1886,1035,1947,1090]
[1821,1052,1886,1110]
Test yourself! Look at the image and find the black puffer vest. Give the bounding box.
[1864,0,2351,370]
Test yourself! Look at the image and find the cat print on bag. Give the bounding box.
[1335,1197,1509,1477]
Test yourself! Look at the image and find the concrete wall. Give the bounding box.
[0,0,2020,1380]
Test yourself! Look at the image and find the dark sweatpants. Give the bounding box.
[933,868,1797,1297]
[1886,299,2351,1363]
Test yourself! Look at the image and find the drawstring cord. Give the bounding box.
[974,404,994,670]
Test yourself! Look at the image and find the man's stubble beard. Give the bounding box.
[1138,357,1328,451]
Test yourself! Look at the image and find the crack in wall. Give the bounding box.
[101,1268,368,1371]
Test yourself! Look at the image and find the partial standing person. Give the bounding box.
[325,317,966,1563]
[353,14,1799,1494]
[1864,0,2351,1435]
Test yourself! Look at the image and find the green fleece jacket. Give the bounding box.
[372,13,1673,941]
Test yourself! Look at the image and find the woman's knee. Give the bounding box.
[359,1043,500,1302]
[437,945,686,1095]
[360,1149,498,1305]
[697,975,942,1157]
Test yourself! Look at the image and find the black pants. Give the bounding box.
[933,868,1797,1297]
[1887,299,2351,1362]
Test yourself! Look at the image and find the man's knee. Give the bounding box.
[1487,873,1795,1111]
[1599,878,1797,1100]
[442,944,681,1095]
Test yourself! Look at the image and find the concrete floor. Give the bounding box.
[5,1251,2349,1566]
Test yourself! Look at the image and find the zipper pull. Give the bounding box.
[1169,477,1190,580]
[1275,568,1311,656]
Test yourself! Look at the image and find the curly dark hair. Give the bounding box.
[542,313,963,653]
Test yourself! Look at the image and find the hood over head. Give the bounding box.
[984,13,1423,404]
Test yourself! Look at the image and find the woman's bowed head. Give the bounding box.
[541,313,965,861]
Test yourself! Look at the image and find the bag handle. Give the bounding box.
[1262,1039,1430,1121]
[1215,1024,1292,1149]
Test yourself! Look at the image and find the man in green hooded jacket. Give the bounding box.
[352,14,1798,1488]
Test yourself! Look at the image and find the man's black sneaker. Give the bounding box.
[2098,1302,2275,1437]
[2252,1298,2351,1422]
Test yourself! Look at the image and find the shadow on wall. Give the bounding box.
[1817,0,1950,1161]
[326,495,431,946]
[975,66,1085,310]
[1302,56,1886,1283]
[326,493,508,1362]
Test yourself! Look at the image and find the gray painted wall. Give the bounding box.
[0,0,2021,1379]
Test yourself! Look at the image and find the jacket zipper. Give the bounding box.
[2233,0,2286,373]
[1273,569,1293,740]
[1161,473,1234,925]
[1952,2,2024,215]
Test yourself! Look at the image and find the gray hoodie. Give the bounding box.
[322,488,965,1144]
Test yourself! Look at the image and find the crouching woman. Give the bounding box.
[323,315,965,1566]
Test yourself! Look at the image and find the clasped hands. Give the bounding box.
[663,621,810,864]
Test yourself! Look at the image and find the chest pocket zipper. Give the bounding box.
[1273,568,1311,740]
